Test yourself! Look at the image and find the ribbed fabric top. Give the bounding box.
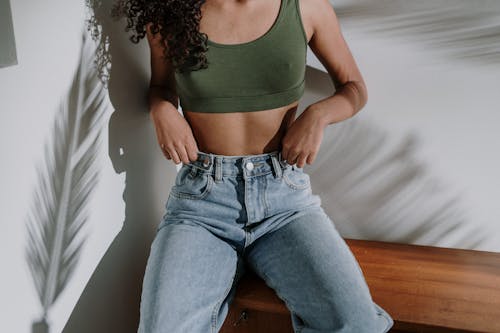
[174,0,308,113]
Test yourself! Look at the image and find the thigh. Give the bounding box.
[138,221,245,333]
[244,207,394,333]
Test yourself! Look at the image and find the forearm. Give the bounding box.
[148,84,179,115]
[307,80,368,127]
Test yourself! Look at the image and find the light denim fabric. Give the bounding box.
[138,150,394,333]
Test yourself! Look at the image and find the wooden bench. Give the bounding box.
[220,239,500,333]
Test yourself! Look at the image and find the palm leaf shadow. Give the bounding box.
[307,111,491,250]
[334,0,500,66]
[24,25,109,332]
[303,66,491,250]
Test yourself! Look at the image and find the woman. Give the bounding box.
[112,0,394,332]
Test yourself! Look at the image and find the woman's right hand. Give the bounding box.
[150,107,200,165]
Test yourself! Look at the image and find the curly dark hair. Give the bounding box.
[85,0,210,86]
[112,0,209,72]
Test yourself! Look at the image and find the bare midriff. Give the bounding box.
[183,100,299,155]
[181,0,312,156]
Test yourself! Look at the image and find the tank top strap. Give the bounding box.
[173,0,308,113]
[276,0,308,47]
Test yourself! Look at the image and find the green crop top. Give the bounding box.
[174,0,308,113]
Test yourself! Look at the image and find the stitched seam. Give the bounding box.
[211,260,239,332]
[193,167,278,179]
[283,170,310,190]
[177,77,305,100]
[263,176,270,217]
[258,269,303,330]
[170,173,214,200]
[294,312,305,333]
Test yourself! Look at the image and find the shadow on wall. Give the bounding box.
[60,1,178,333]
[303,66,490,249]
[25,26,110,333]
[333,0,500,67]
[43,0,498,332]
[0,0,17,68]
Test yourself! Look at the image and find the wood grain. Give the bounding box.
[220,238,500,333]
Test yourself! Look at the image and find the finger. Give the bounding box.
[187,140,199,162]
[166,146,181,164]
[160,143,171,159]
[307,150,318,165]
[163,150,172,160]
[280,149,288,163]
[296,154,308,168]
[176,144,190,165]
[286,150,300,165]
[280,147,290,164]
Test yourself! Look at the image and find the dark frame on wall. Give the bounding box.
[0,0,18,68]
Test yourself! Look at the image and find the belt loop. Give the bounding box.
[278,151,288,169]
[270,154,283,179]
[215,155,222,182]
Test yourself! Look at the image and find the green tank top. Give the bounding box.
[174,0,308,113]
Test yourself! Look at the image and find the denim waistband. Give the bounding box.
[185,150,294,180]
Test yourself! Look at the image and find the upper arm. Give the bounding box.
[146,23,178,95]
[307,0,367,100]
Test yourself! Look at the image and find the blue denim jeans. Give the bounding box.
[138,150,394,333]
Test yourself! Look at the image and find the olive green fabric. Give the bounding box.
[174,0,308,113]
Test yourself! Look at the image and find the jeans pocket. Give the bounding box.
[282,165,311,190]
[170,165,214,200]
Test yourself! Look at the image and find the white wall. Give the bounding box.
[304,8,500,250]
[1,1,124,332]
[1,1,499,333]
[1,0,184,332]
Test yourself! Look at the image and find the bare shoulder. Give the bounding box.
[296,0,338,44]
[300,0,340,40]
[301,0,367,98]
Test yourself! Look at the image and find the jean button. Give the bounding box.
[202,157,210,167]
[245,161,254,170]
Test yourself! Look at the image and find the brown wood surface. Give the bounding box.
[221,238,500,333]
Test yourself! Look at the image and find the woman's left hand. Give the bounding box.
[280,107,326,168]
